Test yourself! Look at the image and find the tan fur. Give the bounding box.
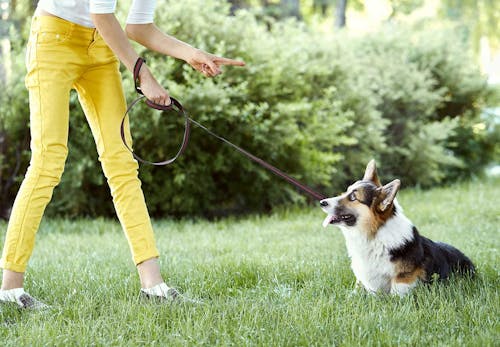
[393,263,426,284]
[321,159,474,295]
[369,203,396,234]
[363,159,382,186]
[333,162,400,237]
[344,183,396,237]
[339,190,377,237]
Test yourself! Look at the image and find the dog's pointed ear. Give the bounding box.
[376,179,400,212]
[363,159,382,186]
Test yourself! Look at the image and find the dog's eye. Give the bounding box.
[348,192,356,201]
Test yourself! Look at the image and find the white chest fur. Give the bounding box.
[341,229,395,292]
[340,207,415,293]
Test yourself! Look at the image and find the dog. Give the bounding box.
[320,160,474,295]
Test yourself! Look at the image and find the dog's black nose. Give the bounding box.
[319,200,329,207]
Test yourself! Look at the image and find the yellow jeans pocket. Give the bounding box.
[36,30,71,46]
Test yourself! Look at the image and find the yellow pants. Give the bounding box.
[0,16,159,272]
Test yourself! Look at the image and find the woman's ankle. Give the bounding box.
[137,258,164,289]
[1,269,25,290]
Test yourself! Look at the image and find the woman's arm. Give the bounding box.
[91,13,171,105]
[125,23,245,77]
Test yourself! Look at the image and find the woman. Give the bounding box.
[0,0,245,309]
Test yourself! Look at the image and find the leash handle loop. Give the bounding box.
[133,57,177,111]
[122,57,190,166]
[121,95,191,166]
[133,57,146,95]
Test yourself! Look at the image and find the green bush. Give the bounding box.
[0,48,30,219]
[342,25,479,186]
[118,1,384,216]
[0,0,494,218]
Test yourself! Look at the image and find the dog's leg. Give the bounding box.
[390,267,425,296]
[353,279,364,293]
[348,280,368,297]
[390,279,418,296]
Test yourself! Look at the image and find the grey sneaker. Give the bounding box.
[140,283,202,304]
[16,293,50,310]
[0,288,49,310]
[140,287,181,302]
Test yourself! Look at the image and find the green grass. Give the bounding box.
[1,178,499,346]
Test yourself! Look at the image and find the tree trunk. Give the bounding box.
[335,0,347,28]
[280,0,302,19]
[228,0,249,15]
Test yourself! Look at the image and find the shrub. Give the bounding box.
[0,46,30,219]
[0,0,494,218]
[341,25,478,186]
[118,1,385,216]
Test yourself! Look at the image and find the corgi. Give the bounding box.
[320,160,475,295]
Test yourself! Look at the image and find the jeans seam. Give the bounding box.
[75,82,106,157]
[11,85,44,266]
[11,39,45,261]
[74,76,159,263]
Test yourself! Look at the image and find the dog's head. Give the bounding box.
[320,160,400,236]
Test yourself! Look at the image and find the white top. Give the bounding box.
[37,0,157,28]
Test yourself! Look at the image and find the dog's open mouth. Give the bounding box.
[322,214,355,227]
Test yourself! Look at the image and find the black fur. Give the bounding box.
[332,205,357,226]
[390,227,475,281]
[355,181,398,217]
[357,181,377,206]
[389,227,425,265]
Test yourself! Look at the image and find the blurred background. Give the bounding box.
[0,0,499,219]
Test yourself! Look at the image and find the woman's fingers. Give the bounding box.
[202,61,221,76]
[200,65,211,77]
[148,90,171,106]
[189,50,246,77]
[147,86,170,105]
[139,66,171,105]
[213,56,246,67]
[157,94,171,106]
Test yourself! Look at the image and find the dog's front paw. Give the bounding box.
[347,281,368,297]
[390,281,417,296]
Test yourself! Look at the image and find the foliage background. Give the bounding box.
[0,0,498,218]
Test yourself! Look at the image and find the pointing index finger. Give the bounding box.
[214,57,246,67]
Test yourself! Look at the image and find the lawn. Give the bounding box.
[0,177,499,346]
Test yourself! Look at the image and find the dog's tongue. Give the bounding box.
[322,215,335,228]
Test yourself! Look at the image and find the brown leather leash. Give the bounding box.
[121,57,326,201]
